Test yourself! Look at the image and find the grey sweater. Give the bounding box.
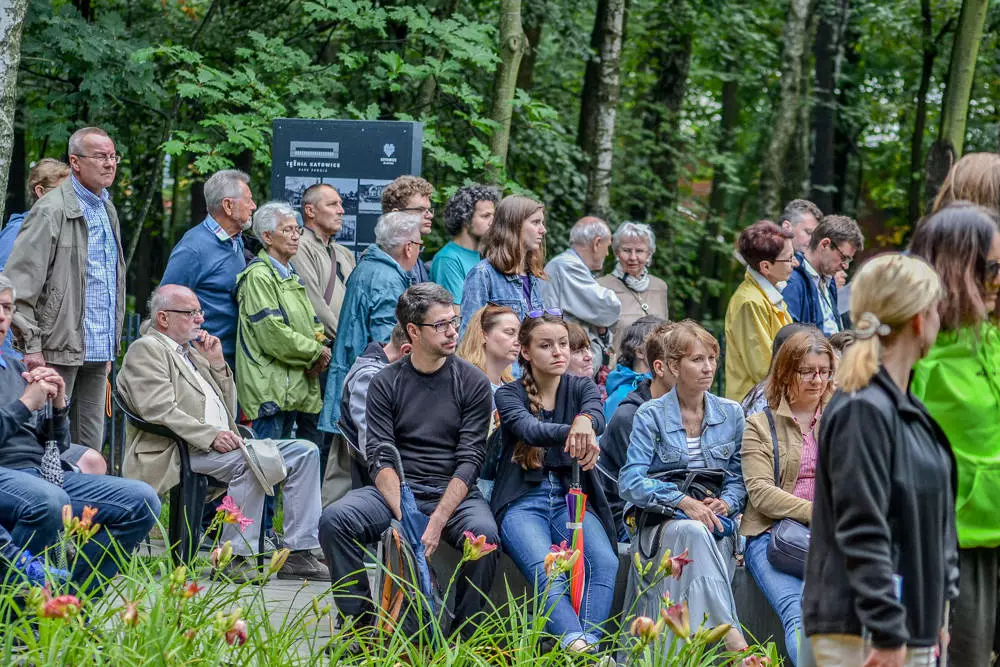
[0,355,71,470]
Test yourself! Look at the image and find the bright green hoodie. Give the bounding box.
[235,250,326,420]
[911,322,1000,549]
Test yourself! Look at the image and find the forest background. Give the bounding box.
[0,0,997,327]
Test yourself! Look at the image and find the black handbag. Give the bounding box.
[764,407,811,578]
[628,467,726,560]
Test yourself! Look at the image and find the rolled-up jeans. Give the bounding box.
[189,438,321,556]
[500,472,618,648]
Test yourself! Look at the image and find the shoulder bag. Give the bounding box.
[627,467,726,560]
[764,407,811,578]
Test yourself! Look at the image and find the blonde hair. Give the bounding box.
[837,253,942,392]
[27,159,70,204]
[456,304,517,384]
[931,153,1000,214]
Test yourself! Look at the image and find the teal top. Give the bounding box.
[430,241,481,305]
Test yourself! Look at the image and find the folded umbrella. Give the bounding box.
[385,445,437,615]
[566,461,587,615]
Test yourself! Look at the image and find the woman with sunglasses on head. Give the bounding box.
[909,203,1000,666]
[740,327,834,665]
[725,220,798,402]
[460,195,550,335]
[619,320,749,651]
[802,253,955,667]
[491,310,618,654]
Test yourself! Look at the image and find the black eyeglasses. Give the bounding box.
[772,256,796,264]
[832,243,855,267]
[164,309,204,318]
[526,308,563,319]
[407,239,425,249]
[413,316,461,333]
[74,153,122,164]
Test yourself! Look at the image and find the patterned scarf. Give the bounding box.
[611,262,650,293]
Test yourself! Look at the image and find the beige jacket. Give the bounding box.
[596,273,669,356]
[291,226,356,339]
[6,177,126,364]
[740,397,818,537]
[117,328,239,495]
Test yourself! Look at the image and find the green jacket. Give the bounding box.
[235,250,326,420]
[911,322,1000,548]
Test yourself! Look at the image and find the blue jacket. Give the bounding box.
[0,214,24,360]
[619,388,747,517]
[604,364,651,421]
[319,245,411,433]
[459,259,548,335]
[161,217,248,358]
[783,252,841,333]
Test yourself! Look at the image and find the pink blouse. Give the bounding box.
[791,409,820,501]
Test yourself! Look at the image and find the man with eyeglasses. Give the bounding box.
[117,284,328,582]
[5,127,125,453]
[783,214,865,336]
[381,175,435,284]
[319,283,497,638]
[317,211,423,436]
[162,169,257,373]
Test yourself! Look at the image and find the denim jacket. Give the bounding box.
[459,259,548,334]
[619,388,747,516]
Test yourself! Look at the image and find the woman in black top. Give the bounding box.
[492,310,617,654]
[802,253,958,666]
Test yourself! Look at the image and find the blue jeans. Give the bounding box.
[500,473,618,647]
[744,533,803,665]
[0,466,160,588]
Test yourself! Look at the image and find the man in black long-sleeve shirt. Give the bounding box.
[319,283,497,636]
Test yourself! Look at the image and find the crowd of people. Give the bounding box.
[1,124,1000,665]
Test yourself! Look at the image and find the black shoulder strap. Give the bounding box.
[764,407,780,486]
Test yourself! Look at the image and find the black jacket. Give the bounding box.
[599,379,653,537]
[491,375,616,544]
[802,367,958,649]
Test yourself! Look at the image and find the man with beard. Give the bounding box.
[161,169,258,373]
[319,283,497,638]
[429,184,500,311]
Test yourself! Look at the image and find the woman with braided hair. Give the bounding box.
[802,252,956,666]
[491,309,618,653]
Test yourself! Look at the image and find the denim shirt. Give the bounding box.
[459,259,548,335]
[619,387,747,516]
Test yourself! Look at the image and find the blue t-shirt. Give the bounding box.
[429,241,481,305]
[0,214,24,361]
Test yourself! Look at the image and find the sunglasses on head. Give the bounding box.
[526,308,563,319]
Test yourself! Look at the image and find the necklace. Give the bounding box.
[617,275,649,314]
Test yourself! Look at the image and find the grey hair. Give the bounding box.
[68,127,111,156]
[778,199,823,228]
[612,222,656,258]
[375,211,422,254]
[204,169,251,215]
[569,216,611,246]
[0,273,15,300]
[147,286,170,316]
[253,201,298,244]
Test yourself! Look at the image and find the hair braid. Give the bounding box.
[512,360,546,470]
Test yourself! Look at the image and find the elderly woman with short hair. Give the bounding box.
[236,201,330,443]
[598,222,669,353]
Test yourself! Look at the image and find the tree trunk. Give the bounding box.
[810,0,849,214]
[759,0,811,218]
[515,20,544,92]
[485,0,527,183]
[5,110,25,225]
[578,0,611,157]
[0,0,29,227]
[926,0,989,202]
[583,0,626,219]
[907,0,937,223]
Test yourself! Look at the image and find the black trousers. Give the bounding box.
[949,546,1000,666]
[319,485,499,636]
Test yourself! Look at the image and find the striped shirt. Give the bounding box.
[204,215,246,256]
[72,175,118,362]
[686,435,706,469]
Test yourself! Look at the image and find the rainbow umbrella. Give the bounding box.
[566,462,587,614]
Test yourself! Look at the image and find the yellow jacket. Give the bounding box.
[724,269,793,401]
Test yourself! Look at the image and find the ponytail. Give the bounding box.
[835,254,941,392]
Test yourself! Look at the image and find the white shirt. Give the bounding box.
[802,257,840,335]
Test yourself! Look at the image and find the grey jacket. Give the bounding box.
[6,178,125,364]
[542,249,621,328]
[338,341,389,456]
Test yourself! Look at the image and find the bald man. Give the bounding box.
[116,284,328,582]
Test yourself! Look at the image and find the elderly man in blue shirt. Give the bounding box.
[5,127,125,452]
[161,169,257,373]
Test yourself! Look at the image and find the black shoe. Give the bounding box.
[213,555,264,585]
[276,551,331,581]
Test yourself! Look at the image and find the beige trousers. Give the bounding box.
[811,635,937,667]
